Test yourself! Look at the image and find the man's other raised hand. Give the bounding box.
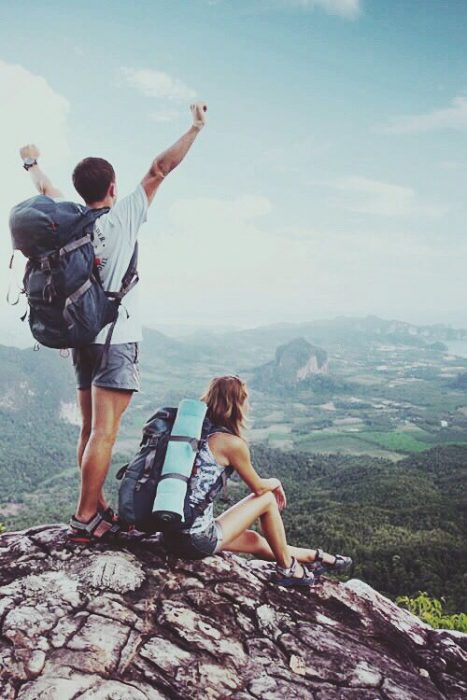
[191,102,208,130]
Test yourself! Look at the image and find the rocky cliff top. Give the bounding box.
[0,525,466,700]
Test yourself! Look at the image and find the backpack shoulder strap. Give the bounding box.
[99,239,139,365]
[207,425,233,437]
[121,241,139,293]
[61,204,109,243]
[104,241,139,301]
[86,205,110,230]
[54,207,107,260]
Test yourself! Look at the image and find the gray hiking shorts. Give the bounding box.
[162,521,223,560]
[72,342,140,392]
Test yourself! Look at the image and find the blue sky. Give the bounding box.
[1,0,466,343]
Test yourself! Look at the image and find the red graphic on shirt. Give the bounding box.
[95,256,108,272]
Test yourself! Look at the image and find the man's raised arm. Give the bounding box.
[141,102,207,205]
[19,144,64,199]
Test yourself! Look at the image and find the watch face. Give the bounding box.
[23,158,35,166]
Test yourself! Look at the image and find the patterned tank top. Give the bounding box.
[185,434,232,534]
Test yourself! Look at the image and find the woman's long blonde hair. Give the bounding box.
[201,375,248,438]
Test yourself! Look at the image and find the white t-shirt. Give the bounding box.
[92,185,148,344]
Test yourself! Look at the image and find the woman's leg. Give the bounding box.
[220,526,338,566]
[216,492,341,568]
[216,492,293,568]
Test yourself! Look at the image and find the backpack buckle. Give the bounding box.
[40,257,51,273]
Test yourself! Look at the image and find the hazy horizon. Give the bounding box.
[1,0,466,340]
[2,310,467,350]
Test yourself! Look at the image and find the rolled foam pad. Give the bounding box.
[153,399,207,519]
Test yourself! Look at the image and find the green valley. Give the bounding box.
[0,316,466,612]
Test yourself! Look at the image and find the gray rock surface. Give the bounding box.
[0,524,466,699]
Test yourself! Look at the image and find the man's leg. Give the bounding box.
[76,388,92,467]
[76,388,108,513]
[75,386,132,522]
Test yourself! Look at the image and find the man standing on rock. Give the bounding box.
[20,102,207,543]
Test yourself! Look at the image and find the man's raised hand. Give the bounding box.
[20,144,40,161]
[19,144,63,197]
[191,102,208,130]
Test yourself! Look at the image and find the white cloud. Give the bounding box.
[120,67,196,102]
[138,192,462,328]
[139,195,292,326]
[0,60,70,166]
[328,176,443,218]
[0,59,71,347]
[379,96,467,134]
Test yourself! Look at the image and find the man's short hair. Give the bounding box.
[72,157,115,204]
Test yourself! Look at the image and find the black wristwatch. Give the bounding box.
[23,158,37,171]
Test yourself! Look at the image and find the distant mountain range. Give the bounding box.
[168,315,466,367]
[0,314,465,420]
[225,315,466,348]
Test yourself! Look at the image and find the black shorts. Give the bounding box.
[162,521,223,560]
[72,342,140,392]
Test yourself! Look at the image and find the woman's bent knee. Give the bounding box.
[259,491,276,507]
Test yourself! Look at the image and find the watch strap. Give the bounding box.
[23,158,37,171]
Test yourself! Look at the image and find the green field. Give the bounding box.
[355,430,430,453]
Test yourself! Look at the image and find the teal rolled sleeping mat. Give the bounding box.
[152,398,207,528]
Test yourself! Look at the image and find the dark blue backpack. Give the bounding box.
[9,195,138,349]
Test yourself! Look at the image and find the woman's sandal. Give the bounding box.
[271,556,316,587]
[311,548,353,576]
[67,510,122,544]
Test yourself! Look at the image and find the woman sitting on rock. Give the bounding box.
[162,375,352,586]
